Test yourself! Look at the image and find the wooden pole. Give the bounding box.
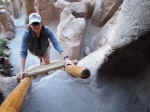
[0,60,90,112]
[65,64,90,79]
[24,60,90,79]
[24,61,65,77]
[0,77,32,112]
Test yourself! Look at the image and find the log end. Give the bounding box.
[81,69,90,79]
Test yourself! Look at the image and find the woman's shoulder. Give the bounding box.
[22,27,30,39]
[23,29,30,36]
[43,25,52,32]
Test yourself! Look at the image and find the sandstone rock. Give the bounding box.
[91,0,123,27]
[56,0,94,20]
[69,1,94,19]
[0,76,17,97]
[36,0,61,25]
[10,0,22,19]
[54,0,71,11]
[66,0,81,2]
[0,23,3,33]
[22,0,36,23]
[90,10,119,51]
[83,46,91,56]
[69,2,89,18]
[81,0,95,18]
[0,9,15,39]
[22,0,35,16]
[0,5,11,14]
[57,15,86,59]
[60,7,72,21]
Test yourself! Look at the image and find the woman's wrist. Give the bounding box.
[64,56,69,60]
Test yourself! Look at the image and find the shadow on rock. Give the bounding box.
[97,31,150,83]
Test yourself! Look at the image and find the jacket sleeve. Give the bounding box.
[20,30,29,58]
[45,26,63,52]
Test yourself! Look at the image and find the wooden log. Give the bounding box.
[0,63,45,112]
[24,61,65,77]
[0,77,32,112]
[24,60,90,79]
[0,60,89,112]
[24,60,78,77]
[65,64,90,79]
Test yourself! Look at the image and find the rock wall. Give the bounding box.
[79,0,150,76]
[91,0,123,27]
[57,0,95,59]
[36,0,61,25]
[10,0,22,19]
[57,13,86,59]
[0,9,15,40]
[22,0,36,23]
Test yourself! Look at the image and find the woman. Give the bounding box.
[18,12,67,80]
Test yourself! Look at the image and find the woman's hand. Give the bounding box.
[17,71,25,82]
[65,59,73,66]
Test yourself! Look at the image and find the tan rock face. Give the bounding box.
[22,0,36,23]
[66,0,81,2]
[54,0,71,11]
[57,14,86,59]
[81,0,95,18]
[55,0,94,21]
[68,1,94,19]
[91,0,123,27]
[10,0,22,19]
[0,23,3,33]
[0,9,15,40]
[69,2,89,18]
[59,7,72,21]
[22,0,35,16]
[0,5,11,14]
[36,0,61,25]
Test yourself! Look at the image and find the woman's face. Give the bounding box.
[31,22,42,33]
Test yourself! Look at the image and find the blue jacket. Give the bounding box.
[20,26,63,58]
